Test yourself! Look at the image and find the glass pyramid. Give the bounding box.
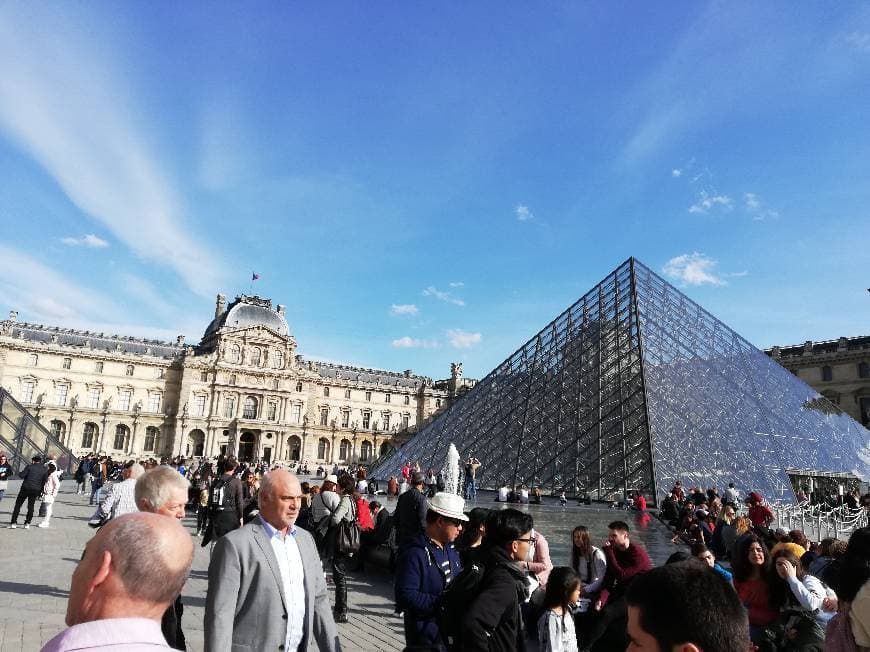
[371,258,870,504]
[0,388,79,474]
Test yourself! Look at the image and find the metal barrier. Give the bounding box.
[771,500,868,540]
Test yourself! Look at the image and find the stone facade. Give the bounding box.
[765,335,870,426]
[0,295,475,465]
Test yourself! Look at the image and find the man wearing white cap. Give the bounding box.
[395,492,467,649]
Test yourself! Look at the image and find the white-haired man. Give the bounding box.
[205,470,341,651]
[136,465,191,650]
[41,512,194,651]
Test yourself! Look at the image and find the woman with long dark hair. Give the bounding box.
[569,526,606,600]
[329,473,359,623]
[454,507,489,566]
[732,533,778,648]
[830,526,870,650]
[769,548,832,651]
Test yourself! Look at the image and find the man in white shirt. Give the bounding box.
[725,482,740,506]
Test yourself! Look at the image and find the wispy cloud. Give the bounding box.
[843,31,870,53]
[671,169,682,178]
[688,192,733,214]
[390,304,419,316]
[449,281,464,288]
[662,253,726,287]
[515,205,534,221]
[743,193,780,221]
[423,286,465,306]
[61,234,109,248]
[391,336,437,349]
[447,328,482,349]
[0,7,223,296]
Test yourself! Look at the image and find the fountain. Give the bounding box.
[443,443,461,495]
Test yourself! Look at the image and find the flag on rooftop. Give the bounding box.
[252,272,260,281]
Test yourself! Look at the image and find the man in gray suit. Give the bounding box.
[205,470,341,652]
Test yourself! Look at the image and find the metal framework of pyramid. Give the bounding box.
[371,258,870,505]
[0,388,78,474]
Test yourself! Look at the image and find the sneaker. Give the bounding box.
[23,524,30,529]
[38,523,49,528]
[9,524,16,529]
[333,612,348,624]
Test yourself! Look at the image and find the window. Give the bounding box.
[822,366,833,382]
[143,426,159,452]
[250,348,261,366]
[385,393,391,403]
[339,439,351,461]
[195,394,207,417]
[119,389,132,411]
[223,397,235,418]
[859,362,870,379]
[323,386,330,397]
[362,411,371,429]
[27,354,38,367]
[113,424,129,450]
[288,436,301,461]
[273,351,284,369]
[21,380,35,403]
[229,344,241,363]
[365,391,372,402]
[201,371,209,382]
[268,402,277,421]
[82,422,97,448]
[55,384,69,406]
[320,407,329,426]
[157,368,165,379]
[360,440,372,462]
[148,393,161,413]
[402,414,410,429]
[344,388,351,399]
[318,437,330,460]
[125,365,134,377]
[50,420,65,441]
[436,399,442,408]
[95,361,104,373]
[229,374,237,386]
[272,378,279,390]
[62,357,72,370]
[341,410,350,428]
[404,395,410,405]
[88,387,102,409]
[291,404,302,424]
[296,381,303,392]
[383,413,391,430]
[243,396,258,419]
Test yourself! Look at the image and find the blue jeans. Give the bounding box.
[465,480,476,501]
[90,483,103,505]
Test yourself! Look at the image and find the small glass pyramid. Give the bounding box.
[371,258,870,503]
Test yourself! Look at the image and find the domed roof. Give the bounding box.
[203,295,289,339]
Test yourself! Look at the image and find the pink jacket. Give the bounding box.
[524,529,554,587]
[42,474,60,503]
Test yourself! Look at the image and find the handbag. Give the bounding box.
[336,499,361,556]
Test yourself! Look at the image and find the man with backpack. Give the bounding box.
[204,457,244,546]
[395,492,467,649]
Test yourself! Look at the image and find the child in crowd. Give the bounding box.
[538,566,580,652]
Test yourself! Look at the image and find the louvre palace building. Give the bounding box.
[0,294,475,465]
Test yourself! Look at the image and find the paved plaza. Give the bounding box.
[0,479,406,651]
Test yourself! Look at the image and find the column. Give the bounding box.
[97,416,108,453]
[300,433,307,463]
[176,423,187,457]
[67,415,76,449]
[128,421,139,456]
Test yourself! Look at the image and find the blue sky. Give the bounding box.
[1,3,869,380]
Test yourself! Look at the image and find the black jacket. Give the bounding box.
[394,487,427,545]
[462,546,528,652]
[19,463,49,493]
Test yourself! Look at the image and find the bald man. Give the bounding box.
[42,512,194,651]
[205,470,341,652]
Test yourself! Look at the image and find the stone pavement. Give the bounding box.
[0,479,406,651]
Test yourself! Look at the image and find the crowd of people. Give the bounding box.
[3,450,870,652]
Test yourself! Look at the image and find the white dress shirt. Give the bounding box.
[259,516,306,651]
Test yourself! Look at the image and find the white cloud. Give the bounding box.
[744,192,779,221]
[744,192,761,211]
[423,286,465,307]
[662,253,726,287]
[449,281,464,288]
[0,8,223,296]
[688,192,733,214]
[844,32,870,53]
[447,328,482,349]
[390,304,419,316]
[515,205,534,221]
[391,336,437,349]
[671,168,682,178]
[61,233,109,248]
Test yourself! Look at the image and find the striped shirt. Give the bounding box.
[99,478,140,519]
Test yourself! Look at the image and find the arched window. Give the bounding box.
[296,381,303,392]
[50,420,66,442]
[243,396,258,419]
[323,386,330,397]
[317,437,330,460]
[228,344,241,363]
[82,422,98,448]
[821,366,833,382]
[28,354,38,367]
[288,435,302,461]
[859,362,870,379]
[380,441,392,457]
[113,424,129,450]
[144,426,159,452]
[273,351,284,369]
[188,429,205,456]
[249,348,261,366]
[360,440,372,462]
[339,438,351,461]
[125,364,134,376]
